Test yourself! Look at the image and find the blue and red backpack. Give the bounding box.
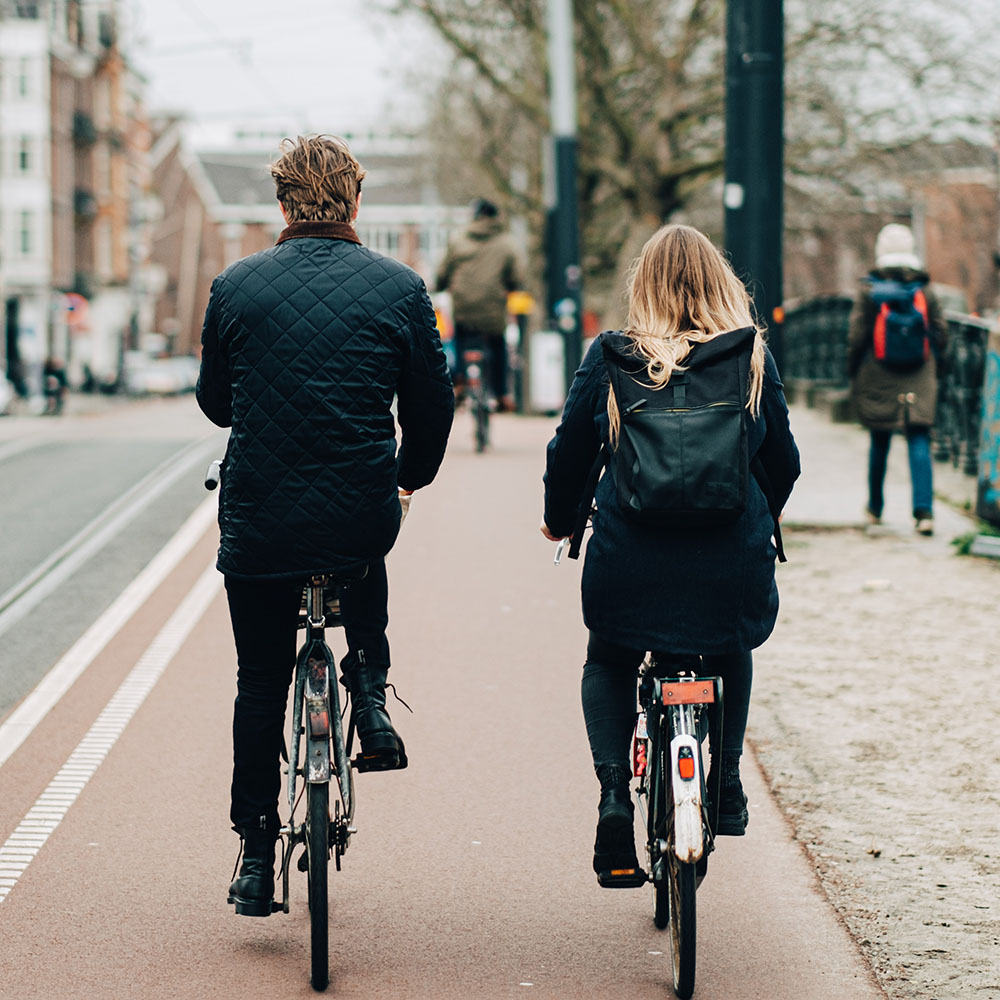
[868,277,931,372]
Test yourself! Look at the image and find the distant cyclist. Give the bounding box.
[196,135,454,916]
[436,198,524,411]
[541,225,799,880]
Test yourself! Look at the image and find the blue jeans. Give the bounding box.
[868,428,933,518]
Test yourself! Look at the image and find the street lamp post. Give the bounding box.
[724,0,785,373]
[545,0,583,396]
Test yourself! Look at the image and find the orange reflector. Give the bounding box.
[678,757,696,780]
[610,869,637,876]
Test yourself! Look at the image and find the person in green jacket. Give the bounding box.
[436,199,524,410]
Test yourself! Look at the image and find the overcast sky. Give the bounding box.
[124,0,438,135]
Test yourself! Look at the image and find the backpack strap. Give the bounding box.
[750,454,787,563]
[568,445,606,560]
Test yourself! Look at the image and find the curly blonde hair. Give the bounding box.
[608,224,767,445]
[270,135,366,224]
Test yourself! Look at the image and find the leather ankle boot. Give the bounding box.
[340,651,407,771]
[593,784,639,875]
[228,824,276,917]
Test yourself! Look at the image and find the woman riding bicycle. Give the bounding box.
[540,224,799,881]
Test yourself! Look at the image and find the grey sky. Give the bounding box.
[124,0,437,133]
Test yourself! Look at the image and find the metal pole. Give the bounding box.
[546,0,582,395]
[724,0,785,374]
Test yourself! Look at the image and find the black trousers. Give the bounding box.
[454,323,509,402]
[581,632,753,778]
[224,560,389,831]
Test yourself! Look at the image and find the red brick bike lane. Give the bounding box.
[0,410,887,999]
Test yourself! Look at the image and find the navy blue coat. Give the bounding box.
[543,331,800,654]
[197,221,454,581]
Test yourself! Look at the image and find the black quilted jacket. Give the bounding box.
[196,221,454,581]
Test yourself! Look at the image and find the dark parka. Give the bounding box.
[543,331,800,654]
[196,221,454,581]
[847,267,947,431]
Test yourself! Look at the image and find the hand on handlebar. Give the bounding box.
[539,519,568,543]
[399,488,413,524]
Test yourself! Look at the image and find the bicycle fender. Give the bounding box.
[670,733,705,863]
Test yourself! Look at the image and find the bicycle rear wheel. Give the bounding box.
[306,781,330,991]
[474,393,490,452]
[667,853,697,999]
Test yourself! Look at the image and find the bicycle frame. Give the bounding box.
[278,576,355,914]
[635,661,723,874]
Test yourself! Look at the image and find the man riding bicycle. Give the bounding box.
[196,134,454,916]
[436,198,524,411]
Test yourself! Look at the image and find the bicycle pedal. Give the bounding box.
[352,751,408,773]
[596,867,648,889]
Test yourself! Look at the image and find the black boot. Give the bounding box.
[708,750,749,836]
[227,821,276,917]
[341,650,407,771]
[593,765,642,884]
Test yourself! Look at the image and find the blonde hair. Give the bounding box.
[270,135,366,224]
[608,224,767,445]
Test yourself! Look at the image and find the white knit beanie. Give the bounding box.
[874,224,921,270]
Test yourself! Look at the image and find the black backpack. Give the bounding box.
[568,328,785,561]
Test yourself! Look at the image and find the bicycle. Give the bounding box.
[461,341,491,453]
[207,461,361,992]
[633,656,722,999]
[555,537,722,1000]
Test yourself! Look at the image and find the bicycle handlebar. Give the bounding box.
[204,459,221,491]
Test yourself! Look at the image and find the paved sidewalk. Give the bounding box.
[782,404,979,543]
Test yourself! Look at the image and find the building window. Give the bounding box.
[18,137,32,173]
[18,58,31,98]
[19,211,32,255]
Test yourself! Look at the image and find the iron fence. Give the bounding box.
[781,296,853,385]
[934,313,991,475]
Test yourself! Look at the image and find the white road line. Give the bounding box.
[0,437,217,635]
[0,494,218,770]
[0,562,222,904]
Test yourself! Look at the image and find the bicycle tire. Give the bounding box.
[668,853,697,999]
[474,396,489,452]
[650,720,670,930]
[306,781,330,991]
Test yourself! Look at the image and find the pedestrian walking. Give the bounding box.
[540,224,799,881]
[848,223,947,535]
[196,134,454,916]
[436,198,524,410]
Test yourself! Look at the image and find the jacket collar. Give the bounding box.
[275,221,361,246]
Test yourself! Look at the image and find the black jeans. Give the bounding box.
[225,560,390,831]
[454,323,508,402]
[580,633,753,778]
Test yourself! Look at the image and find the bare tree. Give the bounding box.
[388,0,999,322]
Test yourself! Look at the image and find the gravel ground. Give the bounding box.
[750,523,1000,1000]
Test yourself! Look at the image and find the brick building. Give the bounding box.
[148,127,465,357]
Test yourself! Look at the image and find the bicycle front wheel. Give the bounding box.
[306,781,330,991]
[667,853,697,999]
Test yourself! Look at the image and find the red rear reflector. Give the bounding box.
[678,757,696,780]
